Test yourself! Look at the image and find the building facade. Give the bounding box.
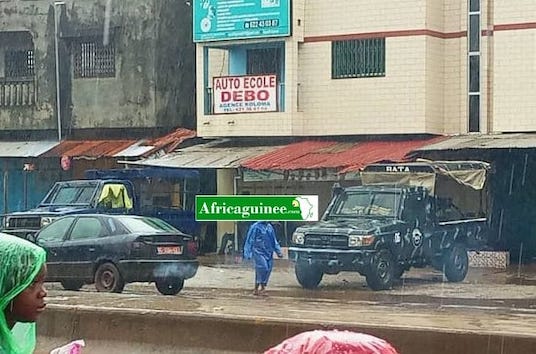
[0,0,195,139]
[196,0,536,137]
[188,0,536,256]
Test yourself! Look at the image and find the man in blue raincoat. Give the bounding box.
[243,221,283,296]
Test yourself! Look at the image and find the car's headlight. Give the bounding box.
[292,232,305,245]
[348,235,375,247]
[4,217,10,228]
[41,217,55,227]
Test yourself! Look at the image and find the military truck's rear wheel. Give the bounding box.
[443,243,468,282]
[295,262,323,289]
[366,250,395,291]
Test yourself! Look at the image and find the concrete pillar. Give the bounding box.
[216,169,235,249]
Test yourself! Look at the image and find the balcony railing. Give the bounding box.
[0,78,36,107]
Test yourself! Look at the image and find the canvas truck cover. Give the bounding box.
[361,160,490,194]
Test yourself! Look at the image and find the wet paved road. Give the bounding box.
[44,262,536,331]
[37,261,536,353]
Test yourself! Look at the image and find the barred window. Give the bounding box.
[247,48,281,75]
[73,37,116,78]
[331,38,385,79]
[5,50,35,79]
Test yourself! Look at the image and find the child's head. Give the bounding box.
[0,233,47,353]
[6,264,47,324]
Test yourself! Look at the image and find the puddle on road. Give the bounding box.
[506,276,536,286]
[504,263,536,285]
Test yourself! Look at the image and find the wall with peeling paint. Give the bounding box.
[0,0,195,137]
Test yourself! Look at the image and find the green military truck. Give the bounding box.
[289,161,491,291]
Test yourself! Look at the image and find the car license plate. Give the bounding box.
[157,246,182,255]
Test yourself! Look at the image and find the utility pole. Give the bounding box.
[54,2,65,141]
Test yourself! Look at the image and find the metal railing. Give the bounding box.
[0,78,36,107]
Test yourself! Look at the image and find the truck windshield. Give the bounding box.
[43,184,97,205]
[330,192,400,218]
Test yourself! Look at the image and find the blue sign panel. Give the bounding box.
[193,0,291,42]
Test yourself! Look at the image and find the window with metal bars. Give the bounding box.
[247,48,281,75]
[468,0,481,133]
[5,50,34,79]
[73,37,116,78]
[331,38,385,79]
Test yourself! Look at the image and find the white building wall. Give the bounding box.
[196,0,536,136]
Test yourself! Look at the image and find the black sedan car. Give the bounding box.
[34,214,198,295]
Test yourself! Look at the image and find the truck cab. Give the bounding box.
[2,167,202,240]
[289,160,490,291]
[3,179,135,239]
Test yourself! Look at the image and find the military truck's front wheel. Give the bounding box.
[443,243,468,282]
[295,262,323,289]
[366,250,395,291]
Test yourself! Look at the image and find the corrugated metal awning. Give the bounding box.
[416,133,536,151]
[123,139,281,169]
[242,137,443,173]
[0,141,59,158]
[114,128,197,158]
[142,128,197,155]
[42,140,137,159]
[113,142,155,158]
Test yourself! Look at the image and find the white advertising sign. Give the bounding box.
[213,75,278,114]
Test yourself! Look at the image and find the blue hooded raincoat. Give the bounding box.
[243,221,283,285]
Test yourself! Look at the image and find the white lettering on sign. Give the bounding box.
[385,166,410,172]
[213,75,278,114]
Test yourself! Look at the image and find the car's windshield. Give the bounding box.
[119,217,178,234]
[329,191,400,218]
[42,184,98,205]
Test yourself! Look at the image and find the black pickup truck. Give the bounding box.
[289,161,490,291]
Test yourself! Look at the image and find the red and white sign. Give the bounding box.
[213,74,278,114]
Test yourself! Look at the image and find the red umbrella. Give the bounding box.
[264,330,399,354]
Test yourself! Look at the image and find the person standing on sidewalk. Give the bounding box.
[243,221,283,296]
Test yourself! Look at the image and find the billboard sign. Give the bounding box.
[196,195,319,221]
[213,74,278,114]
[193,0,291,42]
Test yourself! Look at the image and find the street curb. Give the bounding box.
[38,304,536,354]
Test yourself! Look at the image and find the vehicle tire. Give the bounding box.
[94,262,125,293]
[366,250,395,291]
[443,243,469,282]
[60,280,84,291]
[295,262,323,289]
[155,278,184,295]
